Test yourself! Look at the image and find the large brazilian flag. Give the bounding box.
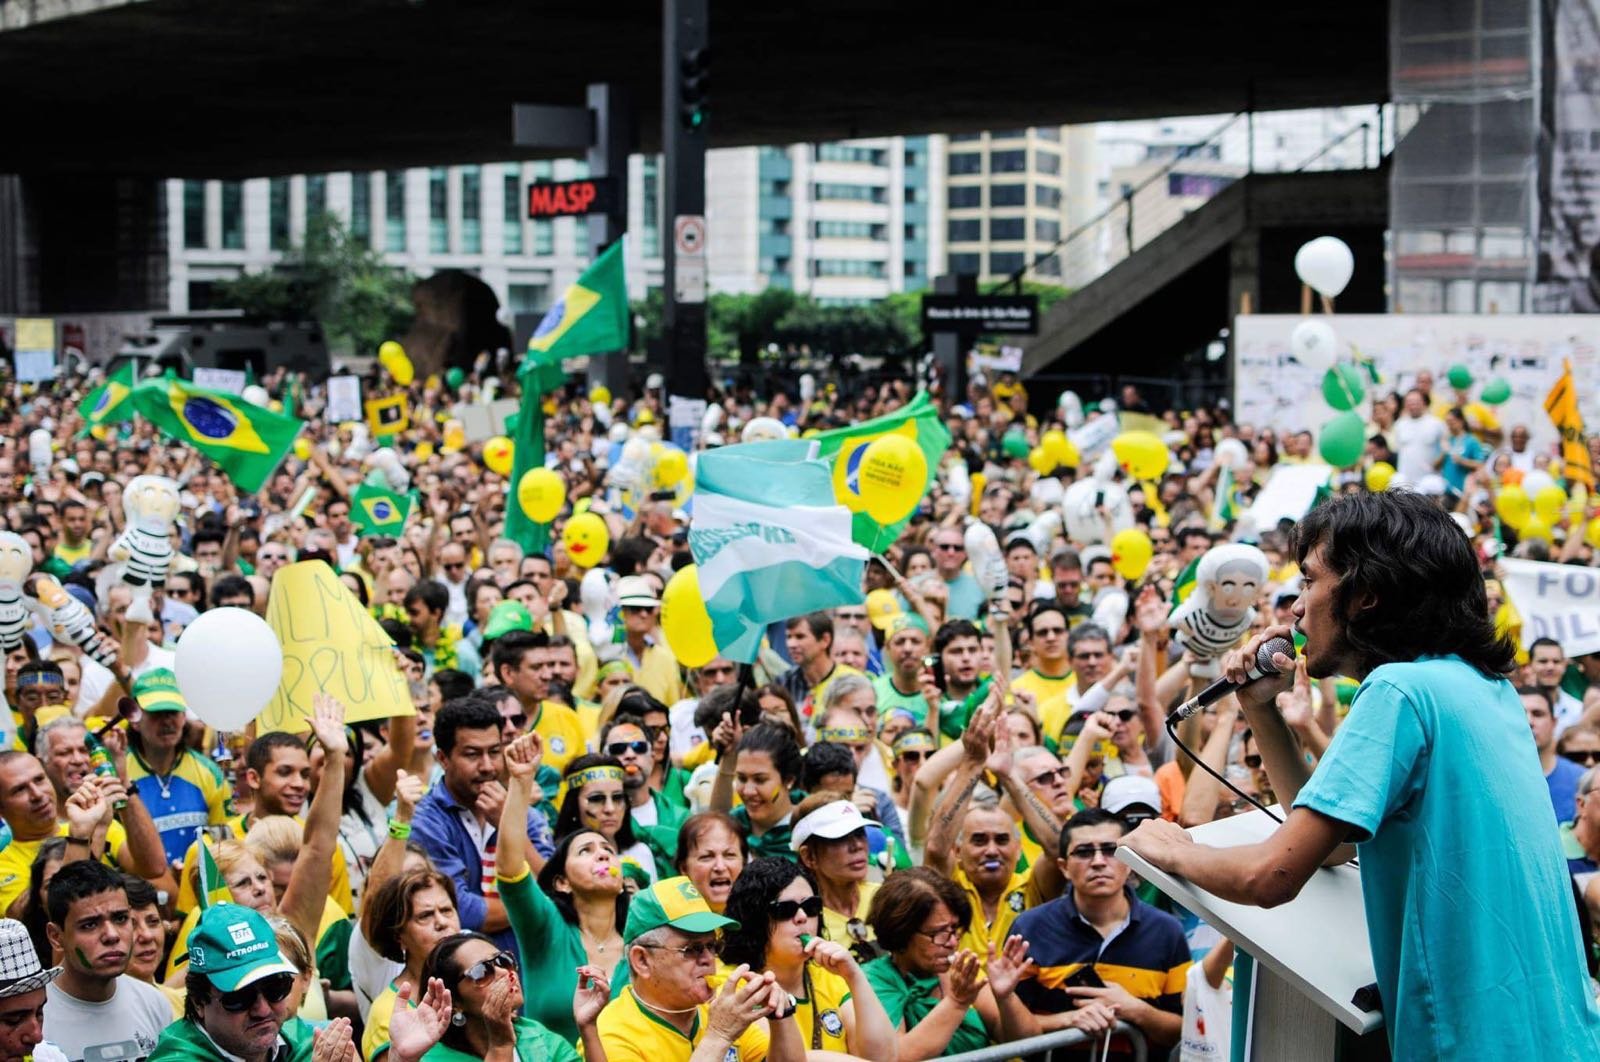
[131,376,304,493]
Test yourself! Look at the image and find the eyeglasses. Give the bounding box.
[914,922,963,944]
[1067,842,1120,861]
[1112,709,1136,723]
[898,751,925,764]
[1033,626,1067,638]
[503,713,527,730]
[1027,766,1068,788]
[701,664,736,677]
[1243,754,1262,769]
[583,792,628,807]
[835,612,867,621]
[444,562,466,571]
[1565,750,1600,767]
[769,896,824,920]
[640,939,720,960]
[607,740,650,757]
[935,543,965,552]
[219,973,296,1012]
[459,951,518,983]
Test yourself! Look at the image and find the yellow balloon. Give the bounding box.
[968,472,987,516]
[1110,528,1154,581]
[1494,485,1531,530]
[654,449,689,489]
[378,341,415,386]
[1520,515,1553,542]
[561,512,610,569]
[442,420,466,452]
[378,340,404,362]
[414,441,435,461]
[1057,439,1080,469]
[857,434,928,525]
[483,436,514,477]
[1111,432,1169,481]
[661,565,718,668]
[1027,447,1055,475]
[1586,517,1600,550]
[589,385,612,408]
[1365,461,1395,492]
[518,467,566,523]
[1534,485,1565,526]
[1040,429,1070,463]
[292,438,312,462]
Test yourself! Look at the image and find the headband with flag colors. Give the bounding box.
[688,439,868,663]
[567,766,626,789]
[195,830,233,910]
[815,724,874,745]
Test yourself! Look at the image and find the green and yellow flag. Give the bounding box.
[809,391,952,551]
[196,831,232,910]
[351,483,413,537]
[77,361,137,433]
[131,376,303,493]
[524,239,629,368]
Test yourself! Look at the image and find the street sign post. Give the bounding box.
[921,294,1039,335]
[662,0,710,397]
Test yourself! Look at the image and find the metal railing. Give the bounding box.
[939,1021,1149,1062]
[994,104,1392,297]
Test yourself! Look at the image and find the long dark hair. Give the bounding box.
[536,829,629,933]
[719,858,818,970]
[422,931,506,1054]
[1293,491,1515,678]
[555,754,638,850]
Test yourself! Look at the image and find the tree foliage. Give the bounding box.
[213,214,417,356]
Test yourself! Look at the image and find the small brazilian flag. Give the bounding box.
[365,394,410,437]
[352,483,413,537]
[131,377,303,493]
[77,361,137,433]
[196,831,232,910]
[1172,555,1200,607]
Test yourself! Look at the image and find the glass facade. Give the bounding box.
[350,173,371,243]
[385,171,406,251]
[182,181,205,249]
[428,168,448,253]
[503,170,523,255]
[221,181,244,249]
[269,178,290,250]
[461,166,481,254]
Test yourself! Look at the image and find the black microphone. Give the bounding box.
[1166,636,1296,725]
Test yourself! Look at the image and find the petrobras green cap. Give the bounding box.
[185,903,297,992]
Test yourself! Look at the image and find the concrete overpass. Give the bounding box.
[0,0,1388,178]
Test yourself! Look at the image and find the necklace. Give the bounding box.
[580,924,621,955]
[631,986,700,1016]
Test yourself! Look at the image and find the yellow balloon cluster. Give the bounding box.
[1494,485,1531,530]
[378,341,414,386]
[518,468,565,523]
[561,512,610,568]
[1111,432,1169,481]
[1110,528,1153,580]
[482,436,514,476]
[654,449,689,489]
[661,565,717,668]
[857,434,928,525]
[1534,485,1566,526]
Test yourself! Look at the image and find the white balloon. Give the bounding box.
[1061,479,1134,545]
[1294,236,1354,299]
[1290,319,1339,373]
[741,417,787,443]
[1057,391,1085,429]
[1214,438,1249,468]
[241,385,270,407]
[1522,470,1557,498]
[174,607,282,732]
[27,430,51,473]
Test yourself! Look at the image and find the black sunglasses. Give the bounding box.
[1244,754,1262,769]
[1564,750,1600,767]
[606,740,650,757]
[219,973,296,1012]
[1067,842,1119,861]
[505,713,528,730]
[459,951,518,984]
[769,896,825,920]
[1113,709,1136,723]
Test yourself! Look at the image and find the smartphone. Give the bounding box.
[1065,965,1105,990]
[923,654,947,693]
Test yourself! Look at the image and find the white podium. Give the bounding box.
[1118,807,1387,1062]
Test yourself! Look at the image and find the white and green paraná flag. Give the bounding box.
[690,438,869,662]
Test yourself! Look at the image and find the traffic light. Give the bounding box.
[679,47,709,131]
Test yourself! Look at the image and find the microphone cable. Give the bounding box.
[1165,716,1284,824]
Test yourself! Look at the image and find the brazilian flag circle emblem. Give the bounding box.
[91,390,112,415]
[182,396,240,440]
[371,500,394,520]
[533,301,566,339]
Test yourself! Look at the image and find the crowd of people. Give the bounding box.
[0,358,1590,1062]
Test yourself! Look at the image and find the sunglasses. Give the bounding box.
[1028,766,1068,788]
[459,951,518,984]
[835,612,867,622]
[219,973,296,1012]
[444,561,466,571]
[1244,754,1262,769]
[1565,750,1600,767]
[607,740,650,757]
[1112,709,1136,723]
[1067,842,1120,861]
[622,605,658,615]
[769,896,824,920]
[504,713,528,730]
[898,751,925,764]
[640,939,720,960]
[935,543,965,552]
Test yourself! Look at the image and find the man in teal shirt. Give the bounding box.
[1124,492,1600,1060]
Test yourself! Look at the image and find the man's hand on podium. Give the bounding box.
[1122,817,1194,871]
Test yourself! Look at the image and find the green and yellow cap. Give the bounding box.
[623,875,737,944]
[131,668,188,715]
[482,600,534,642]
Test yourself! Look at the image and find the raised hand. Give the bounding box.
[504,732,544,783]
[388,979,451,1062]
[943,949,987,1006]
[572,964,611,1027]
[1134,584,1168,634]
[394,770,424,818]
[311,1017,357,1062]
[986,714,1015,777]
[65,776,111,836]
[706,965,774,1040]
[985,934,1034,999]
[309,692,350,756]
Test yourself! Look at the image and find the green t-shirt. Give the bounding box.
[498,866,599,1045]
[863,954,989,1056]
[423,1018,578,1062]
[730,802,797,862]
[872,672,929,726]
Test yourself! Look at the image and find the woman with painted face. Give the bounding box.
[554,753,657,882]
[717,858,895,1059]
[710,723,804,862]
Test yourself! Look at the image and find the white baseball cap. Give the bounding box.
[790,800,869,851]
[615,576,659,609]
[1101,774,1162,817]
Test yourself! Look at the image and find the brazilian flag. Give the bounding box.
[351,483,413,537]
[131,377,303,493]
[77,361,137,433]
[524,239,629,368]
[195,831,233,910]
[809,391,952,551]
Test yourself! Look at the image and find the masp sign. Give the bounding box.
[527,177,618,219]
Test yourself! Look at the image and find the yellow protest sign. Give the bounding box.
[257,560,414,733]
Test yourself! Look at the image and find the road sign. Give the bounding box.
[675,256,707,303]
[526,177,619,219]
[921,294,1039,335]
[674,214,706,257]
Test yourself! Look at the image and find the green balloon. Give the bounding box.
[1002,431,1030,460]
[1321,365,1366,412]
[446,367,465,389]
[1447,363,1473,390]
[1318,412,1366,468]
[1481,376,1511,405]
